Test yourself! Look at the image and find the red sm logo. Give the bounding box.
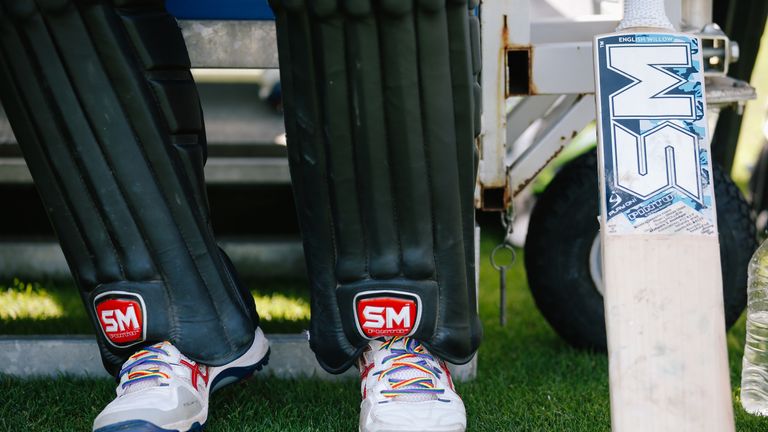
[94,293,146,347]
[356,296,419,338]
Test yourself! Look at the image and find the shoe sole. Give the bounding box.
[93,420,204,432]
[209,327,271,394]
[210,347,270,394]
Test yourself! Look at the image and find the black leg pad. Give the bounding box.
[0,0,258,375]
[271,0,482,373]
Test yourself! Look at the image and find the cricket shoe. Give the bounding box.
[93,328,270,432]
[358,337,466,432]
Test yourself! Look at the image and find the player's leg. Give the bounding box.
[270,1,481,430]
[0,1,268,430]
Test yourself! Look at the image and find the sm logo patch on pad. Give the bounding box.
[354,292,421,339]
[94,291,146,348]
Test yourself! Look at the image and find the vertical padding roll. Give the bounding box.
[378,1,435,280]
[313,7,367,283]
[270,0,359,364]
[344,5,399,279]
[416,0,479,359]
[0,0,257,373]
[448,0,482,346]
[468,12,482,138]
[118,1,212,213]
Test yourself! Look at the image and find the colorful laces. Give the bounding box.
[118,344,171,389]
[374,337,446,399]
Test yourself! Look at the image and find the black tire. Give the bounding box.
[524,149,757,351]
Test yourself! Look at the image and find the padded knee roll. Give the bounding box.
[0,0,258,375]
[271,0,482,373]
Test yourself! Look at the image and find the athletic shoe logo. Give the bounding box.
[180,359,210,392]
[94,292,147,348]
[354,292,421,338]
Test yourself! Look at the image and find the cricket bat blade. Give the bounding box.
[593,0,735,430]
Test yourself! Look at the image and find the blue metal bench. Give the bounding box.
[167,0,275,20]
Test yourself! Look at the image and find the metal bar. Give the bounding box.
[531,42,594,94]
[203,158,290,184]
[0,238,306,280]
[531,17,618,43]
[0,157,291,185]
[506,95,561,148]
[507,95,595,195]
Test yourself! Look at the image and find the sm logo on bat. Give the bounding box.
[602,40,704,203]
[355,294,420,339]
[94,292,147,347]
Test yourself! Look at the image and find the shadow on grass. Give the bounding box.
[0,372,362,432]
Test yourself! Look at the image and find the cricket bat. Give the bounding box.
[593,1,735,430]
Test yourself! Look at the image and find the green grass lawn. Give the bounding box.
[0,279,310,335]
[2,233,768,431]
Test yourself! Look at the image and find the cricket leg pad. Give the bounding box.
[270,0,482,373]
[0,0,258,375]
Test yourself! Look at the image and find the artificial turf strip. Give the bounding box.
[2,234,768,431]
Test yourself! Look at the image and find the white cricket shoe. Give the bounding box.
[358,337,467,432]
[93,328,270,432]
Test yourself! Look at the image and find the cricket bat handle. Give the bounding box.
[618,0,674,30]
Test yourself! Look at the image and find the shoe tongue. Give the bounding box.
[121,342,178,395]
[154,342,182,361]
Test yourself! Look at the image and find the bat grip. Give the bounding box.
[618,0,675,30]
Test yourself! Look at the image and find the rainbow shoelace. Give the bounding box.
[373,337,447,399]
[118,344,172,389]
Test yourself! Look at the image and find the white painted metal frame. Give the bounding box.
[475,0,529,208]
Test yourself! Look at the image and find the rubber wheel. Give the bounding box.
[524,149,757,351]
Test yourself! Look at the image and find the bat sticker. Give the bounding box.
[595,33,716,236]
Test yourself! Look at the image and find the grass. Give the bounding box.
[0,279,64,320]
[0,279,310,335]
[0,278,92,335]
[2,233,768,431]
